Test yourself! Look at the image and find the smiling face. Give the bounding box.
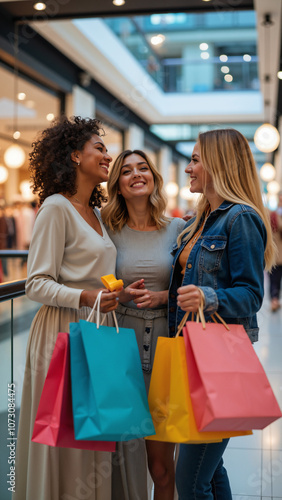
[74,134,112,185]
[185,142,213,195]
[118,153,155,201]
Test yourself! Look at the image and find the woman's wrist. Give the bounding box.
[80,290,92,308]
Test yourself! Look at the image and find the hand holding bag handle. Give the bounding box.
[176,287,230,337]
[182,291,282,431]
[86,290,119,332]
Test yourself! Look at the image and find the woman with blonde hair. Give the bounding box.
[102,149,185,500]
[168,128,276,499]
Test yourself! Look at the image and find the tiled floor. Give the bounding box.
[223,274,282,500]
[0,273,282,499]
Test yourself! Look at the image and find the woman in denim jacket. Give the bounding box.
[168,129,276,500]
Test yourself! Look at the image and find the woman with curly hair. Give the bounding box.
[14,116,119,500]
[102,150,185,500]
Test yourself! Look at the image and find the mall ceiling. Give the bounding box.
[0,0,281,124]
[0,0,255,21]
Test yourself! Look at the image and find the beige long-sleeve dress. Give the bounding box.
[13,194,117,500]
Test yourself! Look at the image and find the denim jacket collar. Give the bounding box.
[171,200,234,254]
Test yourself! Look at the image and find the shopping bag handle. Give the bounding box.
[86,290,119,333]
[175,288,229,337]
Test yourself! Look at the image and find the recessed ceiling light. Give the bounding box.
[112,0,125,5]
[201,52,210,60]
[46,113,55,121]
[220,66,229,74]
[17,92,26,101]
[199,43,209,51]
[33,2,46,10]
[151,34,165,46]
[243,54,252,62]
[219,54,228,62]
[224,74,233,82]
[278,71,282,80]
[13,131,21,140]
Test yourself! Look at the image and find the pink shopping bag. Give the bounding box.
[32,331,116,451]
[183,320,282,432]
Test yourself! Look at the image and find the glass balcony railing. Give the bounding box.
[103,15,259,94]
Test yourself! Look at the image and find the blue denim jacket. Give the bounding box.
[168,201,267,343]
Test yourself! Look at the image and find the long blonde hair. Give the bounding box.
[177,129,276,271]
[102,149,169,231]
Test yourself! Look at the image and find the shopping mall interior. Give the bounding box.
[0,0,282,499]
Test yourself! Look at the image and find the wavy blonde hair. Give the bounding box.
[102,149,169,231]
[177,129,276,271]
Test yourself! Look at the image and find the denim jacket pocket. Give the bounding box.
[199,238,227,273]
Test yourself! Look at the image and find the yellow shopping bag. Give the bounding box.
[146,335,252,443]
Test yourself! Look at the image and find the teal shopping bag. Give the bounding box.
[69,294,155,442]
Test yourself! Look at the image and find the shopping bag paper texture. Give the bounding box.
[183,322,282,431]
[69,320,155,441]
[146,336,252,443]
[32,331,115,451]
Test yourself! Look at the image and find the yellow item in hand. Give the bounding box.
[101,274,124,291]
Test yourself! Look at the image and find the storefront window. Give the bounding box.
[0,65,60,282]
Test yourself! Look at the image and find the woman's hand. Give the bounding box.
[131,288,168,309]
[118,279,145,303]
[80,288,119,312]
[177,284,202,313]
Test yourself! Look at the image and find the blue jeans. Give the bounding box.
[176,439,232,500]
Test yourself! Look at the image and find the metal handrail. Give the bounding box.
[0,251,28,301]
[0,250,28,258]
[0,279,26,302]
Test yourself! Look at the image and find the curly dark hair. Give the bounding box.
[29,115,107,207]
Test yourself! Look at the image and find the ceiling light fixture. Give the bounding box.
[4,144,26,169]
[243,54,252,62]
[17,92,26,100]
[254,13,280,153]
[267,180,280,195]
[254,123,280,153]
[0,165,9,184]
[165,181,179,197]
[112,0,125,5]
[151,34,165,46]
[224,74,233,82]
[200,52,210,60]
[259,162,276,182]
[277,71,282,80]
[199,43,209,51]
[33,2,46,10]
[219,55,228,62]
[221,66,229,74]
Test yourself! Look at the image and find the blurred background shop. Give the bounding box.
[0,0,282,499]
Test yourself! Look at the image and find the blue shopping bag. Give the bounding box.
[69,292,155,442]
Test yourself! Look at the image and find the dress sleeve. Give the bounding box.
[200,210,266,318]
[25,202,83,309]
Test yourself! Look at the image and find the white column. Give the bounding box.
[66,85,96,118]
[124,124,144,150]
